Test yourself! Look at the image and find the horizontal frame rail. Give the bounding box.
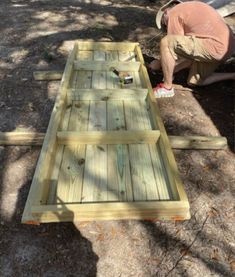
[74,61,140,71]
[67,88,148,101]
[57,130,161,145]
[29,201,190,223]
[76,41,139,51]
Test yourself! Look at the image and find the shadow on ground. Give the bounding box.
[0,1,235,276]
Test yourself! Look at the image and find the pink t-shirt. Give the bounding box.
[167,1,235,60]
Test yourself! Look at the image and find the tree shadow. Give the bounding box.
[0,1,235,276]
[0,146,98,276]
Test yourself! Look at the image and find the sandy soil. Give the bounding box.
[0,1,235,276]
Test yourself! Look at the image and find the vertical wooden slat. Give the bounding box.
[106,50,120,89]
[107,101,133,201]
[82,50,108,202]
[82,101,107,202]
[55,50,93,204]
[124,100,159,201]
[56,101,89,203]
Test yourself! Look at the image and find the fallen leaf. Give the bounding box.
[97,233,105,241]
[230,260,235,272]
[180,248,190,256]
[111,226,117,239]
[211,248,220,261]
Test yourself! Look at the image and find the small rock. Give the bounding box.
[0,102,6,108]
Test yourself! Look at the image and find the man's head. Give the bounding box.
[156,0,182,29]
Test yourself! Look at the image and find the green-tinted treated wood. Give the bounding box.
[82,101,108,202]
[22,41,191,224]
[0,132,227,149]
[67,88,148,101]
[169,135,228,149]
[82,50,107,203]
[106,50,121,89]
[125,100,159,201]
[56,102,89,204]
[74,60,141,72]
[33,70,63,81]
[47,104,72,204]
[22,43,78,224]
[149,144,171,200]
[76,41,139,51]
[31,201,190,222]
[107,101,133,201]
[118,51,136,89]
[57,130,160,145]
[136,45,186,203]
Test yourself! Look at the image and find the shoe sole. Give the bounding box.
[154,92,175,98]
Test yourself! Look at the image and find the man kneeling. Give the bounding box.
[149,0,235,98]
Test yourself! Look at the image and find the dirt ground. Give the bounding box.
[0,1,235,276]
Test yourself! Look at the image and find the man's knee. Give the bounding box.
[160,36,169,49]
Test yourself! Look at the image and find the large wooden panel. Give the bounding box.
[22,41,190,224]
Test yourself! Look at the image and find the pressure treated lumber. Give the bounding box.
[169,135,228,150]
[0,132,227,149]
[22,41,193,223]
[22,43,78,224]
[57,130,160,145]
[67,88,148,101]
[31,201,190,222]
[33,71,63,81]
[73,60,140,71]
[76,41,139,51]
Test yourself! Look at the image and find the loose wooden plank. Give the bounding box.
[67,88,148,101]
[74,60,141,72]
[169,135,229,149]
[33,70,63,81]
[125,100,160,201]
[22,43,78,224]
[31,201,190,222]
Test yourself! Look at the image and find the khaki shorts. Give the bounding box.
[167,35,221,85]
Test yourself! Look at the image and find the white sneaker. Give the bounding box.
[153,83,175,98]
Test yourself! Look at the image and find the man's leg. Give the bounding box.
[159,36,175,89]
[148,57,192,73]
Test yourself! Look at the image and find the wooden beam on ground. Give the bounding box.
[73,60,140,71]
[0,132,45,146]
[57,130,160,145]
[169,135,228,150]
[33,71,63,81]
[0,132,228,149]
